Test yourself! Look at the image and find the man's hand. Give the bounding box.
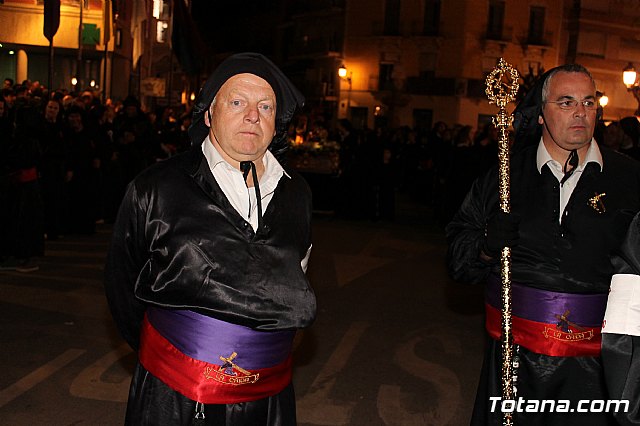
[483,211,521,258]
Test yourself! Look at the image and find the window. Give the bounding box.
[384,0,401,36]
[379,63,394,91]
[413,109,433,132]
[487,0,505,40]
[156,21,169,43]
[423,0,441,36]
[528,6,545,44]
[153,0,171,20]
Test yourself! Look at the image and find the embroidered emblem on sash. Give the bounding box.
[542,310,595,342]
[203,352,260,385]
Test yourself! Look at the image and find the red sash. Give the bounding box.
[485,303,602,357]
[10,167,37,183]
[139,315,293,404]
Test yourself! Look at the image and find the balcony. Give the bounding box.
[484,26,513,44]
[520,30,554,48]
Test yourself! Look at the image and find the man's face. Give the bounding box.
[3,93,15,107]
[125,105,138,117]
[68,112,83,132]
[206,73,276,164]
[45,101,60,122]
[539,72,597,153]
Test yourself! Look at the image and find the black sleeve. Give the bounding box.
[104,181,148,351]
[601,334,640,425]
[611,212,640,276]
[445,174,496,285]
[602,212,640,426]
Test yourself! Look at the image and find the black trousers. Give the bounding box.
[125,363,297,426]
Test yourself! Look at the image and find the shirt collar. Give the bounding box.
[201,134,291,181]
[536,137,603,174]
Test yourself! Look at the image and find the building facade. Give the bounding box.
[0,0,122,97]
[0,0,178,106]
[284,0,640,132]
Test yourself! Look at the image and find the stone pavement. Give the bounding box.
[0,195,485,425]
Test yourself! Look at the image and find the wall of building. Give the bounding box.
[0,0,123,97]
[0,1,105,49]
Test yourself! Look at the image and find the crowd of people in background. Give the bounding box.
[331,118,501,224]
[0,78,194,272]
[2,76,640,272]
[333,114,640,226]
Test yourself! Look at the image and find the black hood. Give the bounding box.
[512,67,555,151]
[188,52,305,161]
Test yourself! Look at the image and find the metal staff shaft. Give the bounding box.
[485,58,519,426]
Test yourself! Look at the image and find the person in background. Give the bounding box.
[64,106,100,234]
[602,211,640,426]
[446,64,640,425]
[104,52,314,425]
[39,99,68,240]
[0,100,44,272]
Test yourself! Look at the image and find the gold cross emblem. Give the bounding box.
[588,192,606,214]
[219,352,251,376]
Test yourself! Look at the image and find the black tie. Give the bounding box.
[560,149,578,186]
[239,161,263,230]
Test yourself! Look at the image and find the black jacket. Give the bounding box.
[446,143,640,293]
[105,143,315,350]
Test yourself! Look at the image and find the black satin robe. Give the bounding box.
[602,212,640,426]
[446,143,640,425]
[104,142,315,425]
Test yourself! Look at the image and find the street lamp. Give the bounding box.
[338,64,352,118]
[599,94,608,108]
[597,92,608,122]
[622,62,640,115]
[623,63,637,87]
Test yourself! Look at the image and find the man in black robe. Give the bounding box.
[105,52,314,425]
[446,64,640,425]
[602,211,640,426]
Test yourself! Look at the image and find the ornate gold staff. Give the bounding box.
[485,58,519,426]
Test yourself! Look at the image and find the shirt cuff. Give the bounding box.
[602,274,640,336]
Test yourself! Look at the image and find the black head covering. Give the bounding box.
[620,116,640,143]
[512,67,554,151]
[189,52,305,160]
[512,64,598,152]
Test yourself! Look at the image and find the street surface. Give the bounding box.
[0,196,485,425]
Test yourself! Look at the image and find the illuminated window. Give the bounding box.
[153,0,163,19]
[156,21,169,43]
[156,0,171,20]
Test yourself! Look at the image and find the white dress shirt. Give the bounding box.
[536,138,603,223]
[201,136,312,271]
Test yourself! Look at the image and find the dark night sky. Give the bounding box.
[190,0,284,55]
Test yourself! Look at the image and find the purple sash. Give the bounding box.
[486,275,607,327]
[146,307,295,369]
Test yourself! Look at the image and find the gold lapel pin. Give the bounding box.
[588,192,606,214]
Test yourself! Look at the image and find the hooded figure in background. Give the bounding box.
[105,52,314,425]
[618,115,640,161]
[446,63,640,425]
